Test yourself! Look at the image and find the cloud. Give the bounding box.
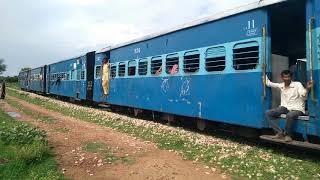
[0,0,258,76]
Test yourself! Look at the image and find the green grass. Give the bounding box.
[120,156,136,165]
[84,142,119,163]
[6,83,19,90]
[0,108,65,180]
[6,88,320,179]
[6,98,55,124]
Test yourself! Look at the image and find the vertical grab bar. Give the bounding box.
[262,26,267,99]
[308,17,317,102]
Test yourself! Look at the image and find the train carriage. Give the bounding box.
[19,0,320,148]
[46,52,96,101]
[94,0,320,144]
[29,66,47,93]
[18,69,31,91]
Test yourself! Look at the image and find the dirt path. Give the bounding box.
[0,97,227,180]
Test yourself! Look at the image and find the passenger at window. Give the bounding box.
[56,76,61,85]
[170,64,178,75]
[102,59,110,95]
[155,66,162,75]
[264,70,313,142]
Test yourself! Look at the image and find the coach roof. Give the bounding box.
[96,0,287,53]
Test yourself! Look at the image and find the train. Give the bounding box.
[19,0,320,149]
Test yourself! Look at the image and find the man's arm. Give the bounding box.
[299,80,314,98]
[263,75,281,89]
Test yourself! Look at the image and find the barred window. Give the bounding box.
[77,70,81,80]
[184,51,200,73]
[111,65,117,78]
[71,70,75,80]
[166,54,179,75]
[138,59,148,76]
[233,42,259,70]
[205,47,226,72]
[151,56,162,75]
[118,63,126,77]
[128,60,136,76]
[95,66,101,79]
[81,71,85,80]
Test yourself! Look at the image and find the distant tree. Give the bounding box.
[0,59,6,75]
[5,76,19,83]
[20,67,31,72]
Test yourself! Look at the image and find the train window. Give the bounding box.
[138,59,148,76]
[128,60,136,76]
[66,73,70,80]
[71,70,74,80]
[184,51,200,73]
[166,54,179,75]
[233,42,259,70]
[111,65,117,78]
[151,56,162,75]
[95,66,102,79]
[118,63,126,77]
[205,47,226,72]
[81,71,85,80]
[77,70,81,80]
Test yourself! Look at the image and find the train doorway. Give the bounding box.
[268,0,307,108]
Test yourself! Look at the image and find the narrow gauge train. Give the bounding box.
[19,0,320,149]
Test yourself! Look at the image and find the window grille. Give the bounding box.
[205,47,226,72]
[166,54,179,75]
[151,57,162,75]
[118,63,126,77]
[138,59,148,76]
[184,51,200,73]
[233,42,259,70]
[128,60,136,76]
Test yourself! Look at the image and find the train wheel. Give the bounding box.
[197,119,206,131]
[161,113,175,124]
[133,108,142,117]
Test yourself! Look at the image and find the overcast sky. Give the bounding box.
[0,0,257,76]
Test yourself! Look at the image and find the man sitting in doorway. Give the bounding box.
[264,70,313,142]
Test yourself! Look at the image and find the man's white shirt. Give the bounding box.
[266,77,307,113]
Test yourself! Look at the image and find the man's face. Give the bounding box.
[281,74,292,85]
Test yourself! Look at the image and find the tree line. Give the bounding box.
[0,58,31,83]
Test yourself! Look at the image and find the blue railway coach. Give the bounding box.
[45,52,96,101]
[18,69,31,91]
[94,0,320,146]
[19,0,320,149]
[29,66,47,93]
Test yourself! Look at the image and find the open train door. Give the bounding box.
[306,0,319,105]
[261,0,320,150]
[86,51,95,102]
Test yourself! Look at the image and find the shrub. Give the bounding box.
[0,124,47,145]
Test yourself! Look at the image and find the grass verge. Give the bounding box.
[84,141,136,165]
[6,98,55,124]
[0,106,65,180]
[84,142,119,164]
[7,88,320,179]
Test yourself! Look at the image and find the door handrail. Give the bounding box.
[262,26,267,99]
[308,17,317,102]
